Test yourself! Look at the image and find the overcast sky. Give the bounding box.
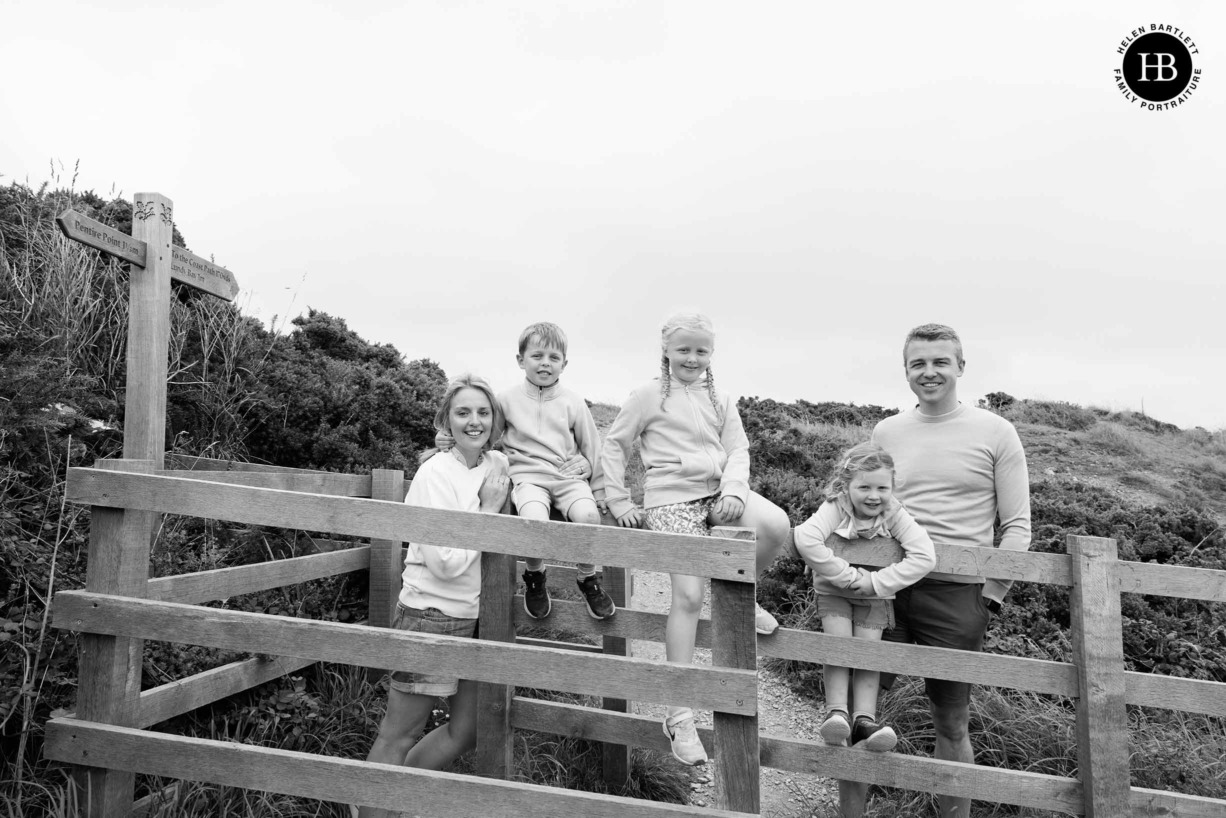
[4,2,1224,430]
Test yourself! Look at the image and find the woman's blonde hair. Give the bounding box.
[419,373,505,464]
[658,312,723,424]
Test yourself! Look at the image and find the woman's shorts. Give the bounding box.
[388,603,476,697]
[817,593,894,631]
[645,495,718,536]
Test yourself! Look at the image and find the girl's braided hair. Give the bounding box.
[659,313,724,425]
[419,373,505,464]
[822,442,897,504]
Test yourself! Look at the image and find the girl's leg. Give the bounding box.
[819,614,854,745]
[402,678,479,771]
[664,572,704,719]
[850,625,884,719]
[721,490,790,575]
[358,689,436,817]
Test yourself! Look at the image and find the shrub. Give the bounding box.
[1005,399,1098,431]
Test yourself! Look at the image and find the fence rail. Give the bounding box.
[46,460,1226,817]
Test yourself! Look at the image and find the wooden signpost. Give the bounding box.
[56,193,239,816]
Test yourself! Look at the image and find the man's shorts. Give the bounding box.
[817,593,894,631]
[880,580,991,707]
[644,495,718,536]
[512,477,596,520]
[388,603,476,697]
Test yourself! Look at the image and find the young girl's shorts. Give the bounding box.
[388,603,477,697]
[644,495,718,536]
[817,593,894,631]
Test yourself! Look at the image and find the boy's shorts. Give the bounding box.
[880,579,991,706]
[388,603,477,697]
[817,593,894,631]
[512,477,596,520]
[644,495,718,536]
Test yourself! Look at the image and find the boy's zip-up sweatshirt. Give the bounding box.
[601,376,750,519]
[498,380,605,499]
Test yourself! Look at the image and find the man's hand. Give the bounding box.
[616,507,643,528]
[710,495,745,525]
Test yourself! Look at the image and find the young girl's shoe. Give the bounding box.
[662,710,708,765]
[851,715,898,752]
[818,708,851,745]
[754,603,779,635]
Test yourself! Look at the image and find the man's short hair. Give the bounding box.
[518,322,568,356]
[904,323,963,364]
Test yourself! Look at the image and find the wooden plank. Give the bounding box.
[601,563,632,790]
[74,459,158,817]
[56,208,147,266]
[44,719,751,818]
[710,557,760,812]
[65,468,757,580]
[367,469,405,628]
[476,550,518,779]
[123,193,173,467]
[1129,786,1226,818]
[153,468,374,497]
[1115,560,1226,603]
[163,453,336,474]
[1125,670,1226,717]
[137,654,318,728]
[511,698,1090,815]
[147,546,370,605]
[517,637,604,653]
[53,591,758,714]
[1068,535,1129,818]
[169,245,240,301]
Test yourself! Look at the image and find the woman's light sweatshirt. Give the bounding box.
[601,376,749,518]
[398,449,508,618]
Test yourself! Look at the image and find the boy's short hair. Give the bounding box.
[518,322,568,356]
[903,323,963,364]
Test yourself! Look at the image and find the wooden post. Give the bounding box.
[368,469,405,629]
[1068,535,1129,818]
[601,562,632,790]
[475,547,518,779]
[709,527,760,814]
[73,459,157,817]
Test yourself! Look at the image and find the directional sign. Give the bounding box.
[56,209,239,301]
[56,209,147,267]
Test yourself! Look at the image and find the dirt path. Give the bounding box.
[630,569,838,817]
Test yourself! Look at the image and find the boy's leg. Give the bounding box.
[515,495,553,618]
[567,497,616,618]
[402,678,480,771]
[358,689,435,818]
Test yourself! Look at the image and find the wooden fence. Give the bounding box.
[46,457,1226,817]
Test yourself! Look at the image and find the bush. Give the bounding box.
[1005,399,1098,431]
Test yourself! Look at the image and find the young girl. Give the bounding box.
[359,375,510,818]
[791,442,935,752]
[600,313,790,766]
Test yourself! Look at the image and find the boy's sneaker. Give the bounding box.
[754,603,779,635]
[662,710,708,766]
[576,574,616,619]
[818,708,851,745]
[851,715,898,752]
[522,569,552,619]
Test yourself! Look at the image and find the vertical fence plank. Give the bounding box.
[601,563,632,790]
[475,548,518,779]
[74,460,158,817]
[368,469,405,629]
[709,527,759,814]
[1068,535,1129,818]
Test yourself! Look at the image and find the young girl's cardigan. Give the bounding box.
[601,376,749,519]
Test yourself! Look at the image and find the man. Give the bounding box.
[840,323,1031,818]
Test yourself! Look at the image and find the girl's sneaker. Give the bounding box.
[819,709,851,745]
[662,710,708,766]
[754,603,779,635]
[851,715,898,752]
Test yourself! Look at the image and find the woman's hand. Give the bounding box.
[435,430,455,451]
[710,495,745,525]
[559,453,592,480]
[616,507,643,528]
[478,467,510,512]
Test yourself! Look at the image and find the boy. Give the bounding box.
[440,322,615,619]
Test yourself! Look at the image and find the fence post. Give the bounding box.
[73,459,157,817]
[1067,535,1129,818]
[709,527,760,814]
[601,563,632,789]
[368,469,405,629]
[475,547,518,779]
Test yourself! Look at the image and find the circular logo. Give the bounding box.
[1122,33,1193,101]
